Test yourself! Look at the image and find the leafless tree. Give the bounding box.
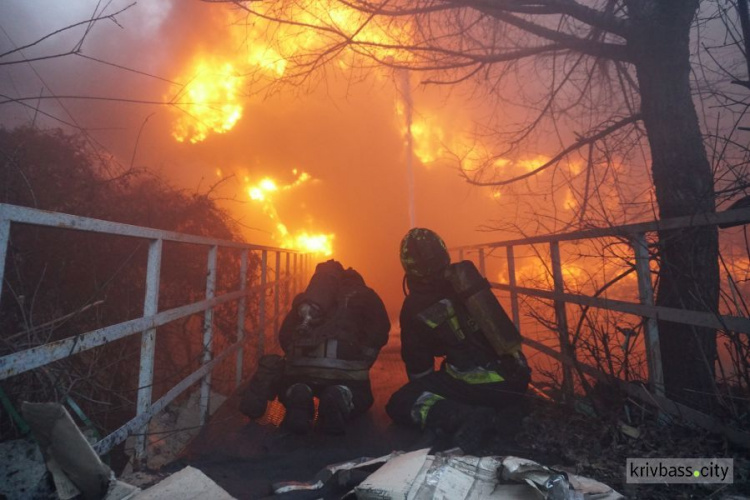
[204,0,750,410]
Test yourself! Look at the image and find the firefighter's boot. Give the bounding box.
[282,383,315,434]
[424,400,499,454]
[239,354,284,419]
[318,385,353,435]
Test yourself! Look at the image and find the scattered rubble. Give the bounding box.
[508,396,750,500]
[0,438,50,500]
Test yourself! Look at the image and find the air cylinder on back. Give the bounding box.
[445,260,522,357]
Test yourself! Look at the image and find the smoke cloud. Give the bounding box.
[0,0,530,314]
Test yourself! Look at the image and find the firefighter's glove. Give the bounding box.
[496,352,531,382]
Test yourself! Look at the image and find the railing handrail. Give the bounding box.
[452,205,750,251]
[0,202,299,252]
[450,207,750,448]
[0,203,311,465]
[489,281,750,334]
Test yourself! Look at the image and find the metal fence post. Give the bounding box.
[632,233,665,396]
[199,245,217,426]
[258,250,267,360]
[285,252,291,312]
[458,248,464,261]
[293,253,298,299]
[506,245,521,332]
[0,217,10,311]
[274,251,281,336]
[478,248,486,276]
[550,241,574,399]
[135,238,162,468]
[235,249,248,389]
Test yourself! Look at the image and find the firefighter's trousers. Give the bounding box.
[385,364,529,427]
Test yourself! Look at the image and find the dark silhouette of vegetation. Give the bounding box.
[0,126,254,459]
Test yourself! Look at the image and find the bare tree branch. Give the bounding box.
[463,113,641,186]
[0,3,135,60]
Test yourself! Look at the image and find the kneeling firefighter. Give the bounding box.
[386,228,531,453]
[240,259,390,435]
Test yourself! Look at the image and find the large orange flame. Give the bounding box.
[169,1,414,144]
[244,171,334,256]
[171,57,244,143]
[170,1,602,244]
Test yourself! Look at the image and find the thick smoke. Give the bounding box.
[398,69,416,229]
[0,0,517,314]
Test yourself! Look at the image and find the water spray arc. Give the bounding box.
[399,69,416,229]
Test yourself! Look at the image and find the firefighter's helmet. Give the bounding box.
[400,228,450,278]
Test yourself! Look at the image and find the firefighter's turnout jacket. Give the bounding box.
[279,264,390,383]
[400,263,526,384]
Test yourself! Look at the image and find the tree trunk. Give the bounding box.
[628,0,719,410]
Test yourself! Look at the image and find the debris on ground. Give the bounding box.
[506,393,750,500]
[133,466,234,499]
[22,401,113,500]
[271,447,622,499]
[121,390,227,474]
[273,453,398,495]
[0,438,50,500]
[14,401,236,500]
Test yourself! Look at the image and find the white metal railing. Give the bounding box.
[452,207,750,447]
[0,203,311,464]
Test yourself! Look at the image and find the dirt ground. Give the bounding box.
[169,342,749,499]
[506,393,750,499]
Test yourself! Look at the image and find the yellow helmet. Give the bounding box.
[399,228,450,278]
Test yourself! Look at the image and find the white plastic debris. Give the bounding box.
[353,450,623,500]
[133,466,235,500]
[22,402,113,500]
[501,456,621,499]
[103,480,141,500]
[273,453,398,494]
[356,449,431,499]
[14,401,236,500]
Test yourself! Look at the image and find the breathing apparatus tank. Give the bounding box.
[445,260,522,357]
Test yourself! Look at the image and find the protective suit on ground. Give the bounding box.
[386,228,531,453]
[240,259,390,435]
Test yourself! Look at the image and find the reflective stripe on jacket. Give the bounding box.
[287,339,372,381]
[445,363,504,384]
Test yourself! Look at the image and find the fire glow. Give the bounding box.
[244,172,334,256]
[169,3,568,198]
[168,1,598,262]
[171,57,244,144]
[169,2,410,145]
